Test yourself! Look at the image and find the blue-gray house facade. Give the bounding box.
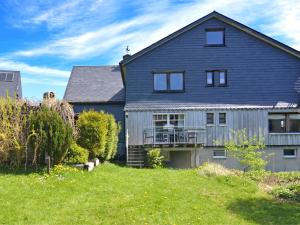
[65,11,300,171]
[120,11,300,170]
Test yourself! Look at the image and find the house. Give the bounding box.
[0,70,22,98]
[64,66,125,157]
[65,11,300,171]
[119,11,300,171]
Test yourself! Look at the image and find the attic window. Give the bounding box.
[0,72,14,82]
[205,29,225,46]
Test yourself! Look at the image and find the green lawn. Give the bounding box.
[0,164,299,225]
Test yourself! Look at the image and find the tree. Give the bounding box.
[224,129,267,171]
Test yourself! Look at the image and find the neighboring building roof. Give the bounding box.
[121,11,300,65]
[0,70,22,98]
[124,102,298,111]
[64,65,125,103]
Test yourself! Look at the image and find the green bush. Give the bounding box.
[103,114,121,160]
[28,106,73,165]
[147,149,164,169]
[64,142,89,164]
[0,96,28,168]
[271,184,300,202]
[223,129,267,171]
[77,111,108,159]
[76,110,120,161]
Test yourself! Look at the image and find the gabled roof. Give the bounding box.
[121,11,300,65]
[64,65,124,103]
[0,70,22,98]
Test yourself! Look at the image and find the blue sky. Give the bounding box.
[0,0,300,99]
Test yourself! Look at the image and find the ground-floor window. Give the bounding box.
[269,113,300,133]
[213,149,227,159]
[283,149,297,158]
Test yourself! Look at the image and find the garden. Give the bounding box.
[0,96,299,225]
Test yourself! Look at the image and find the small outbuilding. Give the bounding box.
[64,65,125,157]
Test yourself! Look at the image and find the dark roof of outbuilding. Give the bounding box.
[64,65,124,103]
[0,70,22,98]
[121,11,300,65]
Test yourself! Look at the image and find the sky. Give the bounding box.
[0,0,300,100]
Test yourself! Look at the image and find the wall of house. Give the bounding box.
[126,108,300,146]
[72,103,126,156]
[159,146,300,171]
[125,18,300,105]
[195,146,300,171]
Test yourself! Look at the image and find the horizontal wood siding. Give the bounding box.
[125,18,300,106]
[127,109,300,146]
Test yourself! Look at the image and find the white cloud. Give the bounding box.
[22,77,67,86]
[261,0,300,50]
[0,58,70,78]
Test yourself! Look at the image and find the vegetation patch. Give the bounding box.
[0,163,299,225]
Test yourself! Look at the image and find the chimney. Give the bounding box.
[123,54,131,60]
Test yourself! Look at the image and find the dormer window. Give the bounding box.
[154,72,184,92]
[205,29,225,46]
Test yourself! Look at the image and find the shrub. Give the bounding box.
[64,142,89,164]
[198,162,237,177]
[147,149,164,168]
[223,129,267,171]
[28,106,73,165]
[0,95,28,168]
[76,111,108,159]
[271,184,300,202]
[103,114,121,160]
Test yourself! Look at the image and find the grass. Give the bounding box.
[0,163,299,225]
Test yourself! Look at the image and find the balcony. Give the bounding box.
[143,127,206,147]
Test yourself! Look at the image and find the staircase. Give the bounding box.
[127,146,146,168]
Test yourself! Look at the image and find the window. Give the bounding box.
[6,73,14,81]
[269,113,300,133]
[154,73,167,90]
[206,29,225,45]
[154,72,184,92]
[219,113,226,125]
[206,113,214,125]
[0,73,6,81]
[283,149,297,158]
[219,71,227,86]
[206,70,227,87]
[0,72,14,82]
[288,114,300,132]
[206,72,213,86]
[213,150,226,159]
[153,114,184,129]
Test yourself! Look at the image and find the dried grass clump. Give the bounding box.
[198,162,236,177]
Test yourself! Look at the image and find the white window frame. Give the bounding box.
[153,113,185,128]
[218,112,227,126]
[283,149,297,158]
[206,112,215,126]
[213,149,227,159]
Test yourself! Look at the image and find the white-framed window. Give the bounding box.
[153,113,184,129]
[283,149,297,158]
[206,112,214,125]
[219,112,227,125]
[213,150,227,159]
